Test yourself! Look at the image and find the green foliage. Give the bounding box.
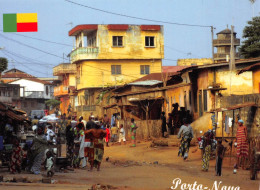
[0,57,8,73]
[239,15,260,58]
[45,99,61,107]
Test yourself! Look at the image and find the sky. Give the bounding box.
[0,0,259,78]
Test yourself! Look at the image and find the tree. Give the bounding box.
[239,15,260,58]
[45,99,61,108]
[0,57,8,73]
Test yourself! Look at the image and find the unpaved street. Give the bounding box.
[1,141,259,190]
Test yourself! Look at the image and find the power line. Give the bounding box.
[0,34,69,60]
[2,51,52,76]
[2,49,56,66]
[65,0,212,28]
[8,33,72,47]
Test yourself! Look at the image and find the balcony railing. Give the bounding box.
[53,63,76,76]
[70,47,99,63]
[54,85,69,97]
[213,53,240,60]
[213,39,240,46]
[24,91,44,99]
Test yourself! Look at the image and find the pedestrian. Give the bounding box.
[30,127,49,174]
[105,124,111,147]
[130,118,138,147]
[202,130,214,171]
[167,113,173,135]
[10,138,23,174]
[65,124,74,167]
[216,139,225,176]
[161,112,167,137]
[118,124,126,145]
[44,150,54,177]
[235,119,248,169]
[78,123,87,168]
[111,123,118,143]
[177,118,193,160]
[85,123,107,171]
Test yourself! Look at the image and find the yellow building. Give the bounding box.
[68,24,164,118]
[53,63,76,115]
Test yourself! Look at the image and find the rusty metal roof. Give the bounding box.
[237,62,260,75]
[210,102,258,112]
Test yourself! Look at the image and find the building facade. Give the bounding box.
[68,24,164,118]
[53,63,76,115]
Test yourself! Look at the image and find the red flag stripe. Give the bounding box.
[17,22,38,32]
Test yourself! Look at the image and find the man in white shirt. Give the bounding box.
[46,125,56,143]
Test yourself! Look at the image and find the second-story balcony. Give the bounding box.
[24,91,44,99]
[213,53,240,60]
[53,63,76,76]
[213,38,240,47]
[70,47,99,63]
[54,85,69,97]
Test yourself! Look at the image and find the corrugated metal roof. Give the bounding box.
[129,80,162,86]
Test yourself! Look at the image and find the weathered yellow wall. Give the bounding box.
[177,58,213,66]
[253,69,260,93]
[215,69,253,95]
[97,25,164,60]
[69,74,76,87]
[77,59,162,90]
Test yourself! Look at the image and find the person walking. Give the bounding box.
[85,124,107,171]
[105,124,111,147]
[216,139,225,176]
[130,118,138,147]
[202,130,214,171]
[235,119,248,169]
[177,118,193,160]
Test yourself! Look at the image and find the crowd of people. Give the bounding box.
[3,107,250,179]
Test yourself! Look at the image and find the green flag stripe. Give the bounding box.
[3,14,17,32]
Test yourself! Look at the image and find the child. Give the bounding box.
[10,139,23,174]
[111,124,118,143]
[45,151,54,177]
[216,140,225,176]
[118,124,126,145]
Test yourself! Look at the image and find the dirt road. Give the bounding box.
[1,141,259,190]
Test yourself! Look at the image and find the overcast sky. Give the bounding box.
[0,0,259,77]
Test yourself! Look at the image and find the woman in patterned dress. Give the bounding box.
[10,139,23,174]
[235,119,248,169]
[130,118,138,147]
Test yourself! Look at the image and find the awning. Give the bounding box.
[128,96,164,102]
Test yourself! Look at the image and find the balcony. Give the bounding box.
[213,38,240,47]
[53,63,76,76]
[54,85,69,97]
[213,53,240,60]
[24,91,44,99]
[70,47,99,63]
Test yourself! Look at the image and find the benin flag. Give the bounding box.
[3,13,38,32]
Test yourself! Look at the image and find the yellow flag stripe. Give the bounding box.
[17,13,37,23]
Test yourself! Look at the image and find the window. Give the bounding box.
[203,90,208,111]
[145,36,155,47]
[111,65,121,75]
[46,86,49,95]
[140,65,150,75]
[113,36,123,47]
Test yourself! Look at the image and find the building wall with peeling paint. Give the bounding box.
[177,58,213,66]
[253,69,260,93]
[214,68,253,95]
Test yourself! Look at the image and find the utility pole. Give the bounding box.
[211,26,214,63]
[229,25,235,95]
